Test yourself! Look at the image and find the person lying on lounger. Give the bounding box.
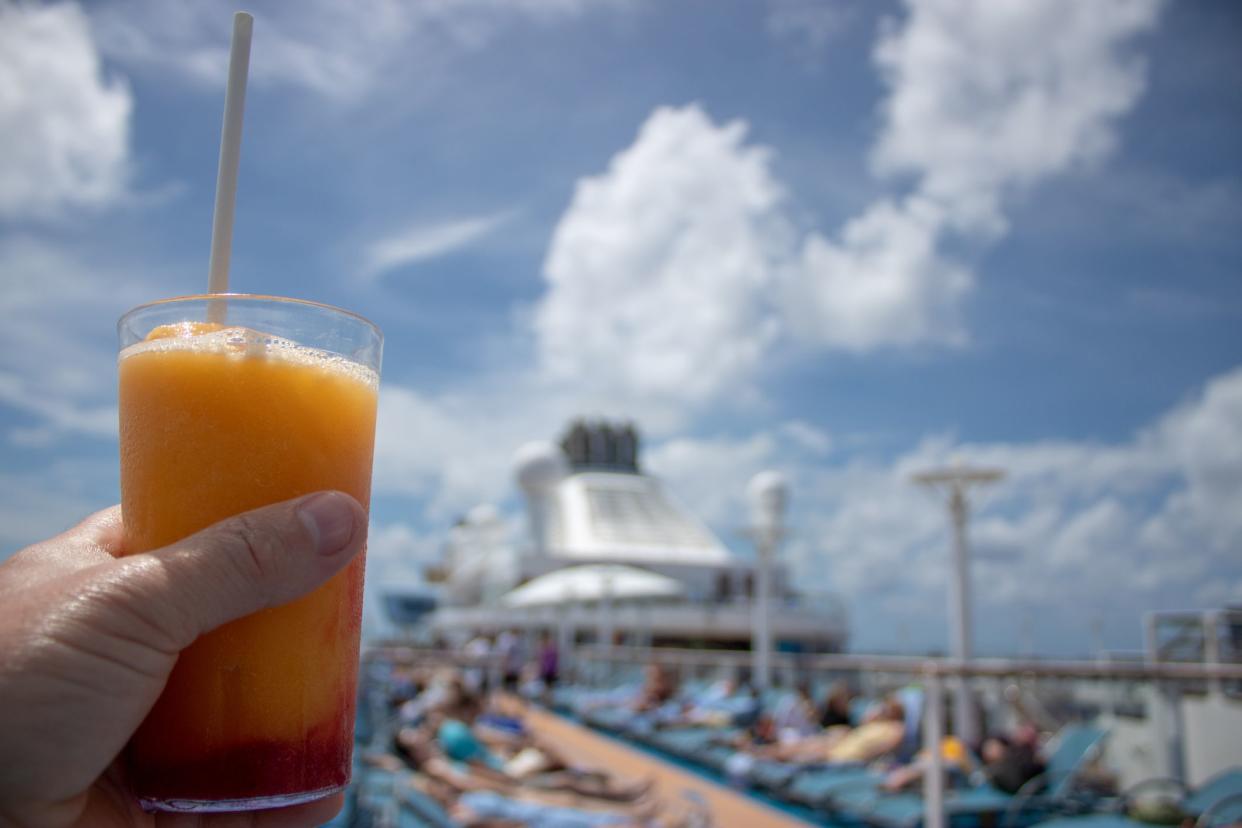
[371,727,704,828]
[373,688,655,804]
[746,695,907,765]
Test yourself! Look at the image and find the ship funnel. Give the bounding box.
[514,441,569,557]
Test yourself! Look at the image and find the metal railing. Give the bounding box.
[570,644,1242,681]
[567,646,1242,828]
[361,642,1242,828]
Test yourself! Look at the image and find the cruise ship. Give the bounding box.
[387,420,848,654]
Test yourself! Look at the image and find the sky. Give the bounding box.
[1,0,1240,657]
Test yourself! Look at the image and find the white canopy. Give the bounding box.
[501,564,684,608]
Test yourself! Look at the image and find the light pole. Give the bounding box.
[599,569,615,650]
[747,471,789,691]
[912,462,1004,746]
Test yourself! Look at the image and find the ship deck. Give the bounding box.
[519,703,813,828]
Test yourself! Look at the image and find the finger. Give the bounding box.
[117,492,366,650]
[70,503,127,556]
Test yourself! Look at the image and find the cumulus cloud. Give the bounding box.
[362,520,443,635]
[401,360,1230,654]
[646,430,783,530]
[0,2,132,219]
[871,0,1161,229]
[535,0,1163,406]
[784,0,1164,350]
[648,366,1242,655]
[535,105,787,406]
[374,382,572,520]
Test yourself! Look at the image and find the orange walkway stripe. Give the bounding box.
[521,706,812,828]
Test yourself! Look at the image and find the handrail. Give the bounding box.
[359,641,1242,828]
[566,644,1242,682]
[363,642,1242,680]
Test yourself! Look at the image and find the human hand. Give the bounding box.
[0,492,367,828]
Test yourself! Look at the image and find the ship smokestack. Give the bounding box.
[513,441,569,557]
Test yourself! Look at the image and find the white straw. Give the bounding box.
[207,12,253,302]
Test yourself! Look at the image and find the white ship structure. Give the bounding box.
[399,420,848,653]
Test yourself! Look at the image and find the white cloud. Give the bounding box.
[534,1,1164,406]
[646,431,781,532]
[0,236,155,445]
[374,381,562,520]
[778,420,832,456]
[0,373,116,446]
[362,520,443,635]
[641,366,1242,655]
[785,197,973,350]
[872,0,1162,229]
[535,104,787,406]
[783,0,1164,350]
[0,2,132,219]
[89,0,629,102]
[765,0,854,63]
[361,211,515,281]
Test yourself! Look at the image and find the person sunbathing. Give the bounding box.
[379,737,693,828]
[820,681,855,729]
[880,735,977,792]
[749,695,907,765]
[425,774,712,828]
[661,675,760,730]
[631,662,679,713]
[378,691,654,804]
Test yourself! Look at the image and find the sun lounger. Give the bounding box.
[829,724,1108,828]
[1031,767,1242,828]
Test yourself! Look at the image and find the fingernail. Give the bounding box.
[298,492,356,555]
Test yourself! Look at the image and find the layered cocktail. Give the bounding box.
[117,295,381,811]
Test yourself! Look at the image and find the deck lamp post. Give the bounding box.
[747,470,789,691]
[912,462,1004,747]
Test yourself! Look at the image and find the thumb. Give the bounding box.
[121,491,366,650]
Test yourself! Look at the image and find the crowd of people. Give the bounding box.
[571,661,1049,797]
[366,662,710,827]
[363,645,1067,827]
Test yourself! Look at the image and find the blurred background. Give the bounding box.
[1,0,1240,657]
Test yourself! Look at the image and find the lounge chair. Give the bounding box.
[1030,767,1242,828]
[745,688,923,800]
[826,724,1109,828]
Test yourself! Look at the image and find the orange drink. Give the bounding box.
[117,295,381,812]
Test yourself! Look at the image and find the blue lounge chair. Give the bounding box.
[649,725,725,757]
[1031,767,1242,828]
[745,691,921,800]
[397,786,458,828]
[786,764,877,806]
[830,724,1108,828]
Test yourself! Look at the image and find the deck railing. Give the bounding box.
[363,643,1242,828]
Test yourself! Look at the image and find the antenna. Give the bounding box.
[913,460,1005,745]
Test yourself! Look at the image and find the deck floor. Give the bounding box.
[520,705,813,828]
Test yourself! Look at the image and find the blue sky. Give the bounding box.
[1,0,1240,656]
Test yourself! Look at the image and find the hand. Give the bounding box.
[0,492,368,828]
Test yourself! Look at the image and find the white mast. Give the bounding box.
[747,470,789,691]
[912,462,1004,746]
